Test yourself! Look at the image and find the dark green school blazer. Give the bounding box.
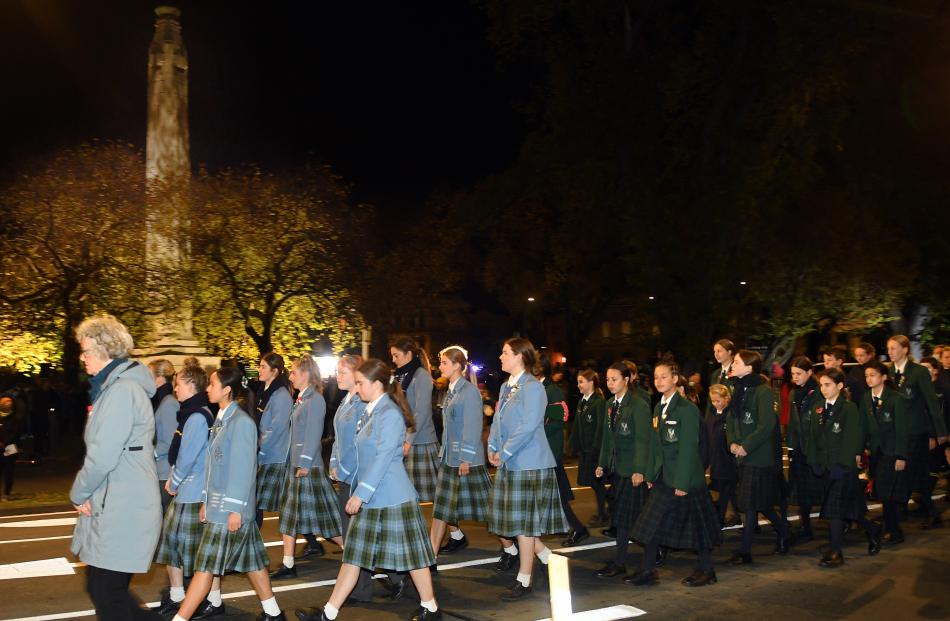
[806,399,865,473]
[597,391,654,478]
[861,387,910,459]
[570,393,606,454]
[543,379,566,462]
[654,392,705,491]
[787,382,820,454]
[894,361,947,438]
[725,384,776,468]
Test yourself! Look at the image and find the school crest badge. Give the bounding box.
[666,425,677,442]
[743,411,754,424]
[832,421,841,434]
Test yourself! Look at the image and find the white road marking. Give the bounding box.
[0,535,73,545]
[534,604,647,621]
[0,518,77,529]
[0,511,76,521]
[0,557,75,580]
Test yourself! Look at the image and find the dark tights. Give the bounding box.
[714,480,736,523]
[740,509,787,554]
[829,515,877,553]
[883,501,901,534]
[644,540,711,573]
[592,477,609,521]
[614,527,631,566]
[799,505,813,533]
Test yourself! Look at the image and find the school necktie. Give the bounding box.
[894,370,902,386]
[609,400,620,429]
[719,369,727,384]
[873,396,881,410]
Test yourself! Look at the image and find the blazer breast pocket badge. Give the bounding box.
[743,411,754,425]
[665,425,678,442]
[832,421,842,434]
[618,420,631,436]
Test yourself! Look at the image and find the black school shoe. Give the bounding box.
[294,608,327,621]
[682,569,717,587]
[298,542,326,558]
[602,527,617,539]
[153,594,180,618]
[501,582,532,601]
[193,600,226,619]
[269,564,298,580]
[495,551,518,572]
[623,570,658,586]
[819,551,844,568]
[257,613,287,621]
[882,530,905,545]
[408,607,443,621]
[727,552,753,565]
[655,546,668,567]
[595,561,626,578]
[439,535,469,554]
[866,526,882,556]
[562,528,590,547]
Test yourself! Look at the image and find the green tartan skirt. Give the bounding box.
[278,466,343,538]
[432,463,492,524]
[155,499,204,576]
[488,466,570,538]
[342,500,436,572]
[405,442,441,502]
[193,520,270,575]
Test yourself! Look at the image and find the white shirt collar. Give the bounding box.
[721,364,731,374]
[365,394,385,414]
[507,370,525,387]
[826,396,838,407]
[894,360,907,374]
[661,392,675,406]
[448,377,461,392]
[581,393,592,402]
[871,387,885,399]
[216,401,235,421]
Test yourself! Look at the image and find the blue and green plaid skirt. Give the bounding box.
[278,467,343,538]
[155,500,203,576]
[405,442,441,502]
[432,463,492,524]
[488,466,570,538]
[342,500,436,571]
[193,520,270,575]
[257,461,287,512]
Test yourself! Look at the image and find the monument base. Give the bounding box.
[134,337,220,370]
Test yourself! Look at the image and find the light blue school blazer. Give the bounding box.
[352,394,418,508]
[440,378,486,467]
[288,386,326,470]
[258,384,292,465]
[488,373,556,471]
[330,392,366,486]
[203,402,258,524]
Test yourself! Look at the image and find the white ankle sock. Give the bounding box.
[261,596,280,616]
[516,572,531,587]
[449,529,465,540]
[324,603,339,620]
[169,586,185,602]
[283,555,295,568]
[421,599,438,612]
[504,544,518,555]
[172,615,186,621]
[537,546,552,564]
[208,590,223,607]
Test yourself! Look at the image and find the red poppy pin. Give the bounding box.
[816,407,824,414]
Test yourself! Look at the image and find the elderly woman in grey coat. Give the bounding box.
[70,315,163,621]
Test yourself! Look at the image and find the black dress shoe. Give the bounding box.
[819,551,844,568]
[501,582,532,601]
[153,594,180,618]
[495,551,518,572]
[388,577,414,601]
[882,531,905,545]
[257,613,287,621]
[587,515,609,528]
[655,546,668,567]
[562,528,590,547]
[407,607,443,621]
[623,569,658,586]
[269,564,298,580]
[595,562,626,578]
[298,542,326,558]
[728,552,753,565]
[602,527,617,539]
[922,515,944,530]
[295,607,327,621]
[439,535,469,554]
[193,601,225,620]
[682,569,717,587]
[867,527,882,556]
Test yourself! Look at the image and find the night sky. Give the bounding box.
[0,0,526,210]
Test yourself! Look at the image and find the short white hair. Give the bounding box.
[75,315,134,360]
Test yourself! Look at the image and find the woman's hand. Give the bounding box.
[345,495,363,515]
[488,452,502,467]
[296,467,308,478]
[330,467,338,481]
[674,489,687,496]
[164,479,176,496]
[459,462,470,476]
[734,444,748,458]
[403,442,411,457]
[729,442,740,456]
[227,512,241,532]
[199,503,206,523]
[929,437,937,451]
[895,459,906,472]
[632,473,644,486]
[595,466,604,478]
[74,500,92,516]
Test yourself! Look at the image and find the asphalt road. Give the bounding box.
[1,465,949,621]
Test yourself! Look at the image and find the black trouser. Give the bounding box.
[713,480,736,523]
[739,509,787,554]
[591,475,608,522]
[799,505,813,533]
[86,566,162,621]
[883,501,901,535]
[1,453,15,496]
[643,540,711,573]
[337,482,375,601]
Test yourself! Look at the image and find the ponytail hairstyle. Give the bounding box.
[715,339,737,356]
[736,349,763,375]
[391,336,432,376]
[357,358,415,431]
[439,345,477,385]
[790,356,813,373]
[338,354,364,373]
[578,368,604,398]
[148,359,176,385]
[503,337,541,376]
[214,365,249,408]
[819,366,850,401]
[177,363,209,394]
[292,355,323,393]
[654,359,681,378]
[607,360,639,391]
[260,352,287,379]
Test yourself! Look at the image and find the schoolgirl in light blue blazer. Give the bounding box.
[488,372,555,471]
[442,377,486,468]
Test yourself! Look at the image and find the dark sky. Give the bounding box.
[0,0,526,209]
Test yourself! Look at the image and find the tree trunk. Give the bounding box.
[61,311,80,389]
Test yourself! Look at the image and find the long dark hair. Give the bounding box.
[215,366,248,408]
[260,352,287,380]
[358,358,415,431]
[504,337,540,376]
[578,368,604,398]
[390,337,431,376]
[819,367,850,401]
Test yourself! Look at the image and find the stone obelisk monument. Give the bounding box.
[137,6,217,367]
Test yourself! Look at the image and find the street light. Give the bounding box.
[739,281,747,286]
[527,297,536,302]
